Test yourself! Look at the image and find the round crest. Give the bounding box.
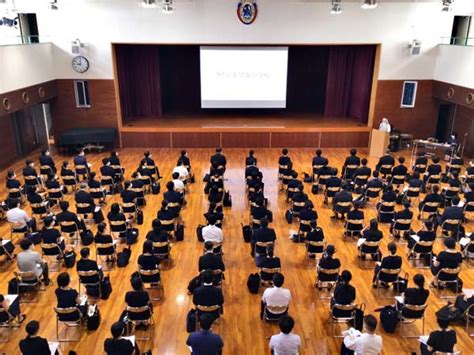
[466,93,473,105]
[237,1,258,25]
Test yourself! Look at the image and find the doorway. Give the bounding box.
[435,103,456,142]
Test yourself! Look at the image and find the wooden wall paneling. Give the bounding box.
[221,132,271,148]
[433,80,474,110]
[0,115,18,169]
[271,132,320,148]
[51,79,119,138]
[171,132,220,148]
[121,132,172,148]
[320,131,370,148]
[453,105,474,157]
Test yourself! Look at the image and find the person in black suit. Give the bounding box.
[77,247,102,284]
[27,185,49,208]
[360,219,383,260]
[108,151,124,179]
[246,150,257,167]
[87,172,102,190]
[304,220,325,253]
[342,149,360,179]
[391,201,413,237]
[164,181,182,217]
[419,184,444,212]
[39,149,56,175]
[431,237,463,281]
[398,274,429,316]
[331,270,356,317]
[324,170,342,205]
[95,223,115,257]
[157,200,175,233]
[278,149,293,177]
[286,171,301,201]
[332,183,352,219]
[41,216,65,252]
[6,171,22,191]
[60,161,76,192]
[252,218,276,260]
[413,154,428,174]
[104,322,137,355]
[424,157,442,184]
[407,171,423,191]
[140,151,156,169]
[352,158,371,186]
[75,183,96,211]
[56,201,86,232]
[210,148,227,176]
[19,320,51,355]
[407,220,436,250]
[298,202,318,236]
[55,272,85,320]
[146,219,169,255]
[292,185,308,215]
[312,149,328,176]
[250,196,272,224]
[45,174,61,192]
[193,269,224,321]
[125,276,152,320]
[375,154,395,174]
[23,160,39,189]
[372,242,402,285]
[366,171,384,192]
[318,245,340,281]
[259,246,281,282]
[137,241,161,284]
[121,181,137,204]
[73,149,89,175]
[100,158,119,185]
[346,203,365,237]
[434,196,464,232]
[199,241,226,285]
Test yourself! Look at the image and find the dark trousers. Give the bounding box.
[340,342,355,355]
[420,343,432,355]
[27,218,37,233]
[8,296,21,317]
[41,263,50,284]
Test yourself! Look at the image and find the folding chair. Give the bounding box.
[373,268,401,298]
[399,303,427,338]
[41,243,64,271]
[432,267,461,299]
[77,270,101,300]
[259,267,281,287]
[139,269,163,301]
[418,202,439,221]
[315,267,339,300]
[329,303,356,337]
[54,307,84,342]
[15,271,41,303]
[59,221,81,247]
[126,305,155,341]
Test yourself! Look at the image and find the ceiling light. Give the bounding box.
[162,0,173,13]
[441,0,454,12]
[361,0,378,10]
[141,0,157,8]
[330,0,342,15]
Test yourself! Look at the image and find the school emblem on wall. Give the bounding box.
[237,0,257,25]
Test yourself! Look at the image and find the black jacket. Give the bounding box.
[199,253,225,272]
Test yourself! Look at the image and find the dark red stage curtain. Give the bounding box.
[324,45,376,123]
[115,45,163,119]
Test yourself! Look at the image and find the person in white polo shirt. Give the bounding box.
[342,314,383,355]
[261,273,291,320]
[269,315,301,355]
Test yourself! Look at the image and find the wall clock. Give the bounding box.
[72,55,90,73]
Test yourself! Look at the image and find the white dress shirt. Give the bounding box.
[269,332,301,355]
[172,179,185,192]
[262,287,291,312]
[343,332,383,355]
[7,207,31,228]
[173,166,189,180]
[202,225,223,243]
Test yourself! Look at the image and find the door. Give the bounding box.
[435,104,456,142]
[451,16,471,45]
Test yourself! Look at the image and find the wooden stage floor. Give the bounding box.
[0,148,473,355]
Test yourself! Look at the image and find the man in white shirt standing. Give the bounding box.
[6,199,36,233]
[269,315,301,355]
[261,273,291,320]
[342,314,383,355]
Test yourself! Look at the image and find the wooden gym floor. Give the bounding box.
[0,148,472,355]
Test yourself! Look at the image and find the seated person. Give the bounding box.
[424,157,442,184]
[121,181,137,204]
[305,220,325,255]
[299,201,318,233]
[108,150,124,178]
[269,315,301,355]
[346,203,364,236]
[88,171,104,191]
[420,317,457,355]
[95,223,115,258]
[173,160,189,183]
[125,276,152,321]
[419,185,444,212]
[6,171,23,199]
[193,269,224,321]
[208,187,223,211]
[352,158,371,188]
[74,183,96,212]
[291,185,308,215]
[366,171,384,199]
[0,293,25,324]
[204,202,224,229]
[261,273,291,319]
[342,148,360,179]
[210,148,227,176]
[360,219,383,260]
[391,156,408,183]
[19,320,52,355]
[332,183,352,219]
[107,203,127,237]
[137,241,161,284]
[444,291,474,322]
[202,215,223,248]
[372,242,402,286]
[317,245,340,282]
[41,216,65,253]
[312,149,328,176]
[186,313,224,355]
[17,238,49,285]
[23,160,40,188]
[259,246,281,283]
[177,150,191,173]
[286,171,301,201]
[434,196,464,232]
[278,149,293,178]
[7,199,36,233]
[77,247,102,285]
[56,201,86,232]
[324,170,341,205]
[407,221,436,250]
[100,157,119,186]
[431,238,463,285]
[252,218,276,260]
[443,172,461,205]
[342,314,383,355]
[407,171,423,194]
[172,172,185,196]
[55,272,85,320]
[199,241,225,284]
[397,274,429,316]
[27,185,49,208]
[250,196,272,224]
[331,270,356,317]
[246,149,257,167]
[157,200,175,233]
[146,219,170,255]
[413,154,428,174]
[375,153,395,175]
[391,202,413,238]
[104,321,137,355]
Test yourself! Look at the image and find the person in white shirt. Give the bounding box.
[172,172,185,193]
[378,118,391,133]
[202,215,223,245]
[261,273,291,319]
[342,314,383,355]
[172,161,189,182]
[6,199,36,232]
[269,315,301,355]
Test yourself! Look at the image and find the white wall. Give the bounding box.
[0,42,54,93]
[434,45,474,88]
[3,0,474,84]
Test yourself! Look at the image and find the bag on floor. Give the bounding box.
[101,276,113,300]
[190,175,195,184]
[392,275,408,294]
[196,225,204,242]
[311,185,319,195]
[223,191,232,207]
[435,304,462,324]
[64,250,76,268]
[380,305,399,333]
[80,229,94,246]
[353,194,368,208]
[186,309,197,333]
[136,197,146,207]
[348,306,365,332]
[27,232,42,245]
[136,210,144,225]
[93,209,105,224]
[242,224,252,243]
[303,173,312,183]
[117,248,131,267]
[187,275,201,294]
[151,182,160,195]
[8,278,18,294]
[126,228,139,245]
[203,174,210,183]
[285,210,293,224]
[87,306,101,331]
[247,273,260,294]
[175,224,184,241]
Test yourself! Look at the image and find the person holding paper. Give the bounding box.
[397,274,429,317]
[19,320,52,355]
[407,221,436,250]
[378,118,391,133]
[420,317,457,355]
[104,322,136,355]
[341,314,383,355]
[430,238,463,285]
[372,242,402,286]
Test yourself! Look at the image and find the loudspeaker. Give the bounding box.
[409,40,422,55]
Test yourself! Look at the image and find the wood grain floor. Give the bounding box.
[0,148,472,355]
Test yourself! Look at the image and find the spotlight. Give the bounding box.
[1,16,18,27]
[361,0,378,10]
[442,0,454,12]
[140,0,157,8]
[162,0,173,13]
[330,0,342,14]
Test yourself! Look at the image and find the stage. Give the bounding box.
[120,115,371,149]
